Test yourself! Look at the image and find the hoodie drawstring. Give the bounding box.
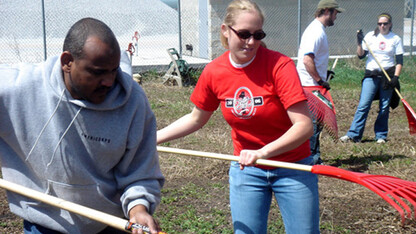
[26,88,83,168]
[47,106,82,167]
[26,88,66,162]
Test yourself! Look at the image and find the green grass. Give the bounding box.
[156,182,233,233]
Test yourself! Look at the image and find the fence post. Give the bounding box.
[412,0,415,58]
[297,0,301,47]
[178,0,182,55]
[41,0,47,60]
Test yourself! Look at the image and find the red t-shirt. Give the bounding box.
[191,46,310,167]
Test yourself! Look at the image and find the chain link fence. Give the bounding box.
[0,0,413,73]
[0,0,180,70]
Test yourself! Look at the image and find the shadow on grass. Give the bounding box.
[328,154,409,172]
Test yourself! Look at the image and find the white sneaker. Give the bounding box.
[376,139,386,144]
[339,135,352,142]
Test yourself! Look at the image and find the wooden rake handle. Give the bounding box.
[331,57,339,71]
[0,178,155,233]
[327,57,338,81]
[362,38,403,100]
[157,146,312,172]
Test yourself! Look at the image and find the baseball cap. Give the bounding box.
[317,0,345,12]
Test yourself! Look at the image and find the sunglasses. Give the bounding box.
[377,22,389,26]
[228,26,266,40]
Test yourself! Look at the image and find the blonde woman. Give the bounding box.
[157,0,319,233]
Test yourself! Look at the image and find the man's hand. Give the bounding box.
[318,79,331,90]
[357,29,364,45]
[327,70,335,80]
[129,205,160,234]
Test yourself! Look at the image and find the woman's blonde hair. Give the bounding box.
[220,0,265,48]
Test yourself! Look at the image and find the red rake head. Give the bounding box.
[401,99,416,135]
[304,87,338,139]
[312,165,416,225]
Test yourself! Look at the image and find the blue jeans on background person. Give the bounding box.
[229,155,320,234]
[346,77,393,142]
[310,118,324,164]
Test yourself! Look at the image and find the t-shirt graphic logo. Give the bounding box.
[225,87,263,119]
[379,41,386,50]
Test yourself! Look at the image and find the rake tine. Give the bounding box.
[402,186,416,200]
[372,177,416,220]
[395,188,416,220]
[372,176,416,192]
[403,187,416,220]
[373,176,416,221]
[365,178,413,221]
[366,177,410,197]
[371,176,416,195]
[312,167,416,224]
[304,89,338,139]
[351,175,407,224]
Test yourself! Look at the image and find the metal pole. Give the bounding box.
[41,0,47,60]
[411,0,415,58]
[297,0,301,47]
[178,0,182,55]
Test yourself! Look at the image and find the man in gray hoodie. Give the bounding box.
[0,18,164,234]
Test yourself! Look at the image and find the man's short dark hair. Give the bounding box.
[315,8,335,18]
[63,17,119,59]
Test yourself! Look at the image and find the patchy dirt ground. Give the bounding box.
[0,82,415,233]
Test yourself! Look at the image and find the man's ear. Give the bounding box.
[61,51,73,73]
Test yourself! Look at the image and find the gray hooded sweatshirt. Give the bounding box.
[0,52,164,233]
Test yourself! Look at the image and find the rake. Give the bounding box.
[304,58,339,139]
[157,146,416,225]
[0,178,166,234]
[363,38,416,135]
[304,86,338,139]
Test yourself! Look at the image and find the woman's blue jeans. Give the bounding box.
[346,77,393,141]
[229,155,320,234]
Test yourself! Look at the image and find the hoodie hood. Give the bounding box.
[46,51,133,111]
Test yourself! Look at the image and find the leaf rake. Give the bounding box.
[158,146,416,224]
[304,87,338,139]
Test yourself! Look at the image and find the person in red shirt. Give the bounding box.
[157,0,318,233]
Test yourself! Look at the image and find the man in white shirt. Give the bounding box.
[297,0,344,164]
